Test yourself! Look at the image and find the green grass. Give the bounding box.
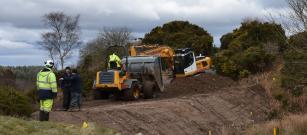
[0,116,116,135]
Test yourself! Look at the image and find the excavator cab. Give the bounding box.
[174,48,198,77]
[174,48,212,77]
[195,55,212,73]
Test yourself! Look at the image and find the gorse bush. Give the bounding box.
[0,86,33,117]
[78,34,110,98]
[281,32,307,90]
[143,20,213,55]
[215,20,287,79]
[279,31,307,112]
[25,87,38,104]
[0,68,15,87]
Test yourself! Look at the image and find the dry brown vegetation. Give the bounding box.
[246,113,307,135]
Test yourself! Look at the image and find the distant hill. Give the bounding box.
[0,66,43,91]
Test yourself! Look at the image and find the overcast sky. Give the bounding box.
[0,0,288,66]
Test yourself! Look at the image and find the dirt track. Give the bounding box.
[34,74,271,134]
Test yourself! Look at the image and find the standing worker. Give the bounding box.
[68,69,82,112]
[36,60,57,121]
[59,67,73,111]
[108,53,121,69]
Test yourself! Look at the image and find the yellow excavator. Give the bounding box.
[129,45,212,77]
[174,48,212,77]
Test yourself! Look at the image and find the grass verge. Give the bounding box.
[0,116,116,135]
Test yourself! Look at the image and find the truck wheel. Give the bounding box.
[123,82,140,100]
[143,81,155,99]
[93,90,109,100]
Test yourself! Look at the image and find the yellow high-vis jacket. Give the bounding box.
[36,67,57,100]
[109,53,121,68]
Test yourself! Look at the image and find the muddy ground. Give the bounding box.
[33,74,272,135]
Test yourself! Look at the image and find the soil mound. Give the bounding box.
[162,74,235,98]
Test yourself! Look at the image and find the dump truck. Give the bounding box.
[130,44,174,84]
[93,46,164,100]
[130,44,174,70]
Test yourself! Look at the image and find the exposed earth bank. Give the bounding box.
[33,74,271,134]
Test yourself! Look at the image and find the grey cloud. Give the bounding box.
[0,56,44,66]
[257,0,287,8]
[0,0,288,66]
[0,0,288,31]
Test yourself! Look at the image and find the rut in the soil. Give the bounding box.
[37,74,271,135]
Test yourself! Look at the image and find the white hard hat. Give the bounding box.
[44,60,54,68]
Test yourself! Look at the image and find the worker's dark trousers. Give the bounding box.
[62,88,71,110]
[70,92,81,109]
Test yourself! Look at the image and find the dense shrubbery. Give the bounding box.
[143,21,213,55]
[215,20,287,79]
[7,66,42,80]
[281,32,307,91]
[0,67,38,116]
[0,86,33,117]
[78,38,108,97]
[0,66,41,92]
[277,32,307,112]
[0,68,16,87]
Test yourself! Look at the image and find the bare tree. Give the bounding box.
[284,0,307,54]
[285,0,307,33]
[79,27,132,71]
[265,0,307,54]
[40,12,81,70]
[99,27,131,47]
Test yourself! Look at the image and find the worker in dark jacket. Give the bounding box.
[59,67,72,111]
[68,69,82,112]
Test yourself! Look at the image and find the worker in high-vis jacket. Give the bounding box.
[36,60,57,121]
[108,53,121,69]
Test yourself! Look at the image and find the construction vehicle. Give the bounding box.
[130,45,174,72]
[174,48,212,77]
[93,46,164,100]
[130,44,174,83]
[130,45,212,77]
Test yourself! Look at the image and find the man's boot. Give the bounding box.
[44,111,50,121]
[39,111,44,121]
[40,111,49,121]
